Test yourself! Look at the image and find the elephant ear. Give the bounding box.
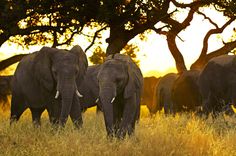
[124,57,143,99]
[70,45,88,85]
[33,47,56,92]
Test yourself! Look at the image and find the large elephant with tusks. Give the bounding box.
[97,54,143,138]
[10,45,88,128]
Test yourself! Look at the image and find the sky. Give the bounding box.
[0,5,235,77]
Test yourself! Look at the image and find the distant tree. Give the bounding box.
[89,43,140,65]
[89,46,106,65]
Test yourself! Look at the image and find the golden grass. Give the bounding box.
[0,106,236,156]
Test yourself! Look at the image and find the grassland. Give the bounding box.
[0,106,236,156]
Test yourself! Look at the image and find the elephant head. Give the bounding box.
[33,45,88,125]
[152,73,178,114]
[0,76,12,105]
[97,54,143,137]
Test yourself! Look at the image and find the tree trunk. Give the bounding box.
[105,26,130,56]
[166,33,187,73]
[106,37,128,56]
[0,54,28,71]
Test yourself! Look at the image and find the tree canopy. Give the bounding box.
[0,0,236,73]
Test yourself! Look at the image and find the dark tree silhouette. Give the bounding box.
[0,0,235,73]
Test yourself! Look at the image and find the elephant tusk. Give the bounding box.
[95,98,99,103]
[76,90,83,97]
[55,91,60,99]
[111,97,115,103]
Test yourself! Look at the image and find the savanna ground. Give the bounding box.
[0,103,236,156]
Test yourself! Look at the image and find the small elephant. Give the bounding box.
[0,75,13,106]
[97,54,143,138]
[171,70,201,113]
[10,45,88,127]
[153,73,178,114]
[79,65,101,111]
[141,76,160,113]
[199,55,236,117]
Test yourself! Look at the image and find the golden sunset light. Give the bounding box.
[0,6,234,77]
[1,1,236,155]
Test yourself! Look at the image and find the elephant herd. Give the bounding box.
[147,55,236,117]
[1,45,235,138]
[9,45,143,138]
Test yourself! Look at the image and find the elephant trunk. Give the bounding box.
[99,83,116,136]
[57,78,77,126]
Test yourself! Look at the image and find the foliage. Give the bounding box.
[213,0,236,17]
[89,44,140,65]
[0,108,236,155]
[89,46,106,65]
[0,0,236,73]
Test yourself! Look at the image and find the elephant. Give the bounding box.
[10,45,88,128]
[153,73,178,114]
[198,55,236,117]
[78,65,101,111]
[141,76,160,113]
[171,70,201,113]
[96,53,143,138]
[0,75,13,106]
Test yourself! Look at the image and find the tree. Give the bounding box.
[0,0,236,73]
[0,0,95,69]
[152,0,236,73]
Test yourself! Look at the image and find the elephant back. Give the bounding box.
[209,55,236,66]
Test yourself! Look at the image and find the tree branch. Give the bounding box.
[0,54,28,71]
[191,17,236,70]
[85,26,108,52]
[206,40,236,59]
[170,0,210,8]
[197,11,219,28]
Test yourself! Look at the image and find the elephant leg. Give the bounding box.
[70,97,83,129]
[10,94,27,125]
[30,107,45,127]
[113,100,122,136]
[117,95,137,138]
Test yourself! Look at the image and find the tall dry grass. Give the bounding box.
[0,106,236,156]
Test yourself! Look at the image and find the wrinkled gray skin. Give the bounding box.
[153,73,178,114]
[97,54,143,138]
[10,45,88,128]
[199,55,236,117]
[172,70,202,113]
[78,65,101,111]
